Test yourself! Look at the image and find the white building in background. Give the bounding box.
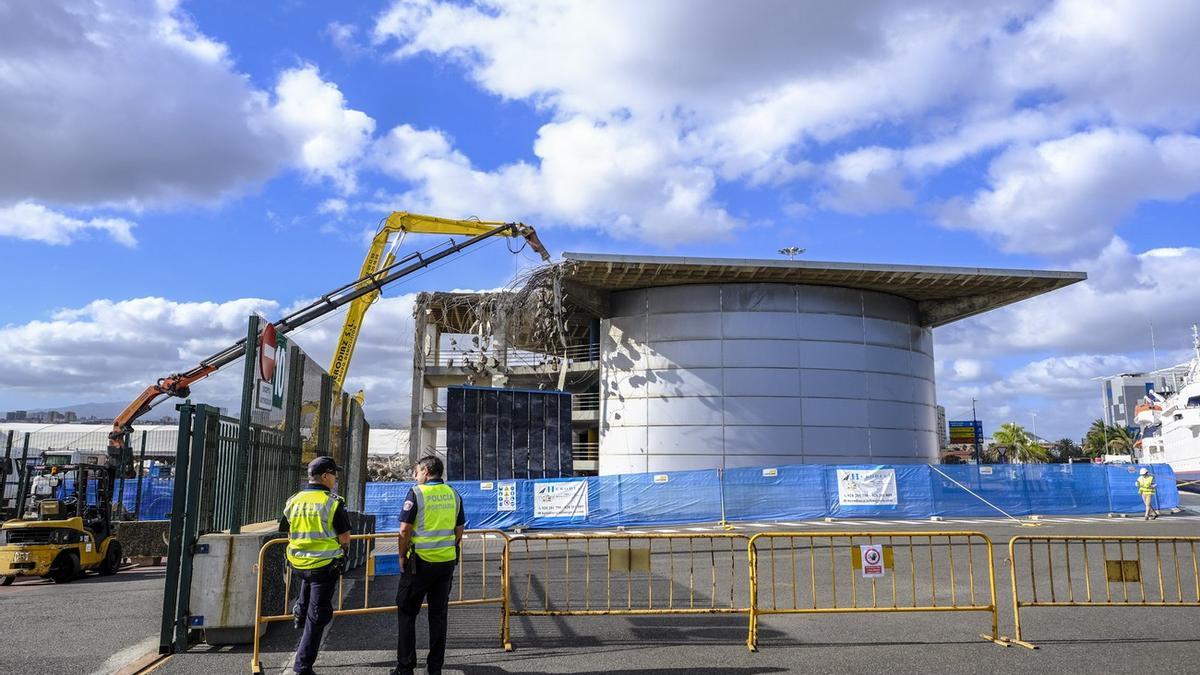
[935,405,948,451]
[1100,365,1191,429]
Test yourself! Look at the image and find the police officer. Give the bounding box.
[280,457,352,675]
[1137,467,1158,520]
[392,455,465,675]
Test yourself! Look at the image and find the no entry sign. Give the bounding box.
[258,323,277,382]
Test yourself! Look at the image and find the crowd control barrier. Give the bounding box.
[501,532,752,651]
[251,530,510,674]
[747,531,1008,650]
[1007,535,1200,649]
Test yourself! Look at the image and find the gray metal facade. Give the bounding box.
[599,283,937,474]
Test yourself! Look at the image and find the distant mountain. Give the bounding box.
[27,401,176,421]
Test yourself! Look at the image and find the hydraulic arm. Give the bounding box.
[328,212,549,395]
[108,219,550,476]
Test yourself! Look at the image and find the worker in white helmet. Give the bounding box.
[1136,468,1158,520]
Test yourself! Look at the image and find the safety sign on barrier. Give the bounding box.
[534,480,588,518]
[859,544,885,578]
[836,468,897,506]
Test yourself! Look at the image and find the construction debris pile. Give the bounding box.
[367,453,414,482]
[413,262,583,384]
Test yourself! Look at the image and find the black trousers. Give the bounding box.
[395,557,456,674]
[292,565,338,673]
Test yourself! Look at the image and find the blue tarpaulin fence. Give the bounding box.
[363,463,1179,531]
[53,477,177,521]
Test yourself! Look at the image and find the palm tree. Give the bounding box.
[1083,419,1110,457]
[1105,425,1135,454]
[1082,419,1135,457]
[992,422,1049,463]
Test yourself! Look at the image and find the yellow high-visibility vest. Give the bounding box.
[284,489,343,570]
[410,483,460,563]
[1136,475,1156,495]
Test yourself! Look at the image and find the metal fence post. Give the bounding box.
[231,314,262,534]
[13,434,32,519]
[317,373,333,457]
[175,404,215,653]
[1,430,12,518]
[160,404,195,654]
[133,430,148,521]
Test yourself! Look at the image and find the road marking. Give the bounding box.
[90,635,157,675]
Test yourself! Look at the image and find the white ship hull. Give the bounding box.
[1138,329,1200,485]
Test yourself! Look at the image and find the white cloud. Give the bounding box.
[364,0,1200,252]
[942,129,1200,256]
[271,65,376,194]
[999,0,1200,131]
[371,118,741,244]
[318,198,349,216]
[0,0,288,207]
[816,147,914,215]
[0,201,137,247]
[0,293,417,426]
[325,21,364,58]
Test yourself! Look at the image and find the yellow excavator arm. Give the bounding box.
[327,212,550,396]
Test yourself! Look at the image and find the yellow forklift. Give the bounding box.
[0,463,122,585]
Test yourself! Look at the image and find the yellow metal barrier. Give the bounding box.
[748,531,1008,651]
[501,532,752,651]
[251,529,510,673]
[1008,535,1200,649]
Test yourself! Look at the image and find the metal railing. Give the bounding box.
[572,442,599,463]
[251,530,510,673]
[571,392,600,411]
[502,532,752,651]
[1007,535,1200,648]
[748,531,1007,651]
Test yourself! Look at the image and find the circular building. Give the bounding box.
[601,283,935,473]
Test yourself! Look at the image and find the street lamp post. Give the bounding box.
[778,246,805,260]
[972,398,982,465]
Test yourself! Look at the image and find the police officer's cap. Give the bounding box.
[308,456,341,477]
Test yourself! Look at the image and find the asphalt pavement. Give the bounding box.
[151,493,1200,675]
[0,564,164,675]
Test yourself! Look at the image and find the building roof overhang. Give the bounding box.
[558,252,1086,328]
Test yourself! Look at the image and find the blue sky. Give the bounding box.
[1,0,1198,440]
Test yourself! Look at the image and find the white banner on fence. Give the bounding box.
[533,480,588,518]
[836,468,898,506]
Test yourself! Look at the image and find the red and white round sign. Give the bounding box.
[259,323,277,382]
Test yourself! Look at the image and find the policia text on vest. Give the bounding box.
[280,457,352,675]
[393,456,466,675]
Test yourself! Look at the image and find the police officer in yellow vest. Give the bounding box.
[280,457,352,675]
[1137,467,1158,520]
[392,456,465,675]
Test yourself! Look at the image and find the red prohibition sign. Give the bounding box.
[864,548,881,565]
[259,322,277,382]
